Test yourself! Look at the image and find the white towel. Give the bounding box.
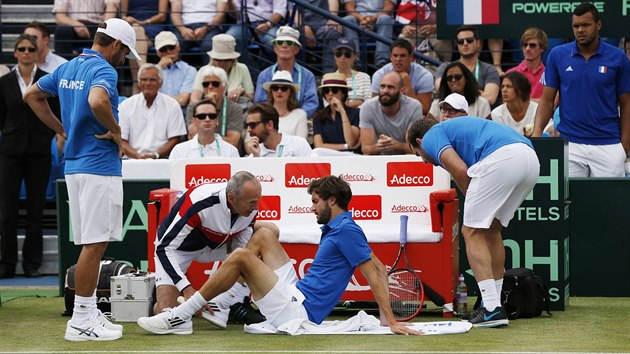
[244,310,472,335]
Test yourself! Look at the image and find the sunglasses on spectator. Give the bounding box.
[270,85,290,92]
[194,113,218,120]
[202,81,222,88]
[158,45,176,53]
[17,47,36,53]
[522,42,539,48]
[244,121,264,129]
[445,74,464,82]
[456,37,475,45]
[335,50,352,58]
[322,87,341,94]
[275,40,297,46]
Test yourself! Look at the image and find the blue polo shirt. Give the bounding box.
[542,39,630,145]
[37,49,121,176]
[422,117,533,168]
[296,212,372,324]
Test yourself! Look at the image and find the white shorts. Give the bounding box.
[568,142,625,177]
[464,143,540,228]
[66,174,123,245]
[154,246,228,288]
[253,262,308,327]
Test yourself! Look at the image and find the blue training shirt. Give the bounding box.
[542,39,630,145]
[422,117,533,168]
[296,212,372,324]
[37,49,121,176]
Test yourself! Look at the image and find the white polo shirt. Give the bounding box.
[169,135,240,159]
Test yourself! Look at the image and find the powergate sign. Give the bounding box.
[438,0,629,38]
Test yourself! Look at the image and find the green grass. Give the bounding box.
[0,294,629,353]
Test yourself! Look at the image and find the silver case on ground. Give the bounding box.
[110,272,155,322]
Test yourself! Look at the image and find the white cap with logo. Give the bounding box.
[96,18,140,60]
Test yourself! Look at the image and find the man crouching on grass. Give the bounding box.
[138,175,421,335]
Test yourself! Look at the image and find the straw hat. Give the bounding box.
[318,72,352,90]
[207,34,240,60]
[262,70,301,91]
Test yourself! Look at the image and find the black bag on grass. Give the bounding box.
[63,260,133,316]
[501,268,552,319]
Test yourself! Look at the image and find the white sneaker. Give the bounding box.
[96,310,124,332]
[137,308,192,335]
[178,296,228,329]
[64,318,122,341]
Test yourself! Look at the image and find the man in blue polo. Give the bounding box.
[24,18,140,341]
[532,2,630,177]
[408,117,540,328]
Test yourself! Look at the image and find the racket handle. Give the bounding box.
[399,215,408,244]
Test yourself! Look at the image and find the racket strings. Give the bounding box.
[388,269,423,319]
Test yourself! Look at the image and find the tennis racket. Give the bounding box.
[387,215,424,321]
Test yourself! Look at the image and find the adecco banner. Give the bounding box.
[437,0,629,39]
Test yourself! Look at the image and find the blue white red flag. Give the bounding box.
[446,0,499,26]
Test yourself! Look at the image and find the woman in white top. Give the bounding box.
[262,70,309,141]
[491,72,538,136]
[333,38,371,108]
[429,62,491,121]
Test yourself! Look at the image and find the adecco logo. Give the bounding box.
[186,164,231,188]
[258,195,281,220]
[386,162,433,187]
[348,195,382,220]
[285,163,331,188]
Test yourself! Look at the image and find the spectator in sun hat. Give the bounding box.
[254,26,319,117]
[311,72,361,154]
[155,30,197,109]
[262,70,308,141]
[332,37,372,109]
[190,34,254,108]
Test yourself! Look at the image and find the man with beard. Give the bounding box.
[359,72,423,155]
[137,175,421,335]
[532,2,630,177]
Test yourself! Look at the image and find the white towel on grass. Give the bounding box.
[244,310,472,335]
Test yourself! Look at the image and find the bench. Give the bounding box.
[146,156,460,316]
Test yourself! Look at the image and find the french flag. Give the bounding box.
[446,0,499,25]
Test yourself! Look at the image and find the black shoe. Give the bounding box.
[24,269,42,278]
[228,296,266,325]
[0,268,15,279]
[468,306,509,328]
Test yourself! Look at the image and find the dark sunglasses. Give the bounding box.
[244,121,264,129]
[194,113,218,120]
[270,85,290,92]
[322,87,341,95]
[445,74,464,82]
[158,45,176,53]
[275,40,297,47]
[202,81,222,88]
[456,37,475,45]
[522,42,539,49]
[17,47,36,53]
[335,50,352,58]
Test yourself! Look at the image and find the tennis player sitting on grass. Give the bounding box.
[138,175,421,335]
[407,117,539,328]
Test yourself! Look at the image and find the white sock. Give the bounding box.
[174,291,207,320]
[478,279,501,311]
[88,294,99,320]
[72,295,93,324]
[210,282,250,309]
[495,278,504,300]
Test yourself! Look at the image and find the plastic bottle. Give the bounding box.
[455,274,468,317]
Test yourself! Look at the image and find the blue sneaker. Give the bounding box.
[468,306,509,328]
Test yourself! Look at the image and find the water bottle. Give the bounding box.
[455,274,468,317]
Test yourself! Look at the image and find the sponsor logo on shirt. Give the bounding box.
[386,162,433,187]
[258,196,281,220]
[348,195,382,220]
[186,164,231,187]
[285,163,331,188]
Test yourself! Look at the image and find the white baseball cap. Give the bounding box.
[154,31,178,51]
[438,93,469,114]
[96,18,140,60]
